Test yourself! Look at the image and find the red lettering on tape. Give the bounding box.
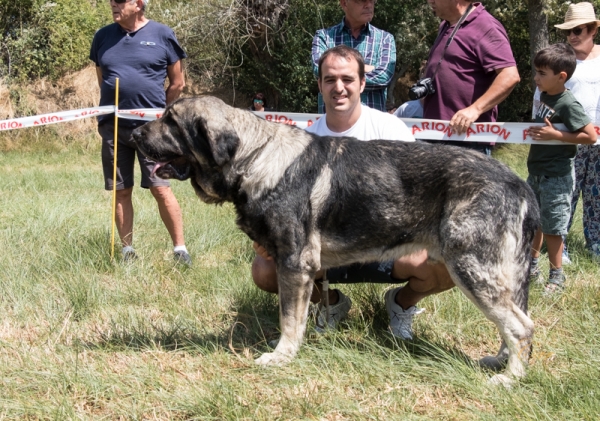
[1,121,24,129]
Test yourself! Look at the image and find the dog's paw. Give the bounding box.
[479,355,507,371]
[488,374,514,388]
[255,351,292,367]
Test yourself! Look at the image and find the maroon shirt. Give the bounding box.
[423,3,516,122]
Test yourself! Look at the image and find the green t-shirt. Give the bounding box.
[527,89,590,177]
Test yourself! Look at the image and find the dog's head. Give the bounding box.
[133,96,242,204]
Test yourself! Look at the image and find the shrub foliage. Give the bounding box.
[0,0,110,81]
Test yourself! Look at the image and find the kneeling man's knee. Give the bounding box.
[252,256,278,293]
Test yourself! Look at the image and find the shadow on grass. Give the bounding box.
[228,281,481,371]
[78,280,488,374]
[80,320,227,354]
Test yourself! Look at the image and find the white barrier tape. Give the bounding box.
[1,106,597,145]
[116,108,165,121]
[0,105,114,132]
[253,112,600,146]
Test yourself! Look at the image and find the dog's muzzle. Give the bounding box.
[131,128,192,181]
[150,158,191,180]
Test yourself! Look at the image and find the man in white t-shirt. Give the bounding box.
[252,45,454,339]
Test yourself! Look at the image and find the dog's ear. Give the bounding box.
[195,115,239,167]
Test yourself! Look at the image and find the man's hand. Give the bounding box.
[253,242,273,260]
[365,64,375,73]
[449,66,520,136]
[449,106,480,135]
[528,117,559,141]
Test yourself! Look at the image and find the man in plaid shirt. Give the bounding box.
[311,0,396,113]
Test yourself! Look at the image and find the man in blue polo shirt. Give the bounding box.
[90,0,191,264]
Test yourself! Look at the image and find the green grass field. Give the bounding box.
[0,137,599,419]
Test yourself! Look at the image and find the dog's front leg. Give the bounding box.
[255,266,314,366]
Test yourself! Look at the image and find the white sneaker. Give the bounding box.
[385,287,424,340]
[562,249,572,265]
[315,290,352,332]
[591,244,600,263]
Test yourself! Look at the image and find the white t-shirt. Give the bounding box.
[533,52,600,124]
[305,104,416,142]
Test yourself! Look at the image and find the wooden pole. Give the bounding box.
[110,78,120,259]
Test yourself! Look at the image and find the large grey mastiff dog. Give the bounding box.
[133,96,539,385]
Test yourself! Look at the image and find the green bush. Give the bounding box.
[0,0,110,81]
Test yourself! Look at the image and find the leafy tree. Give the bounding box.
[0,0,110,81]
[232,0,426,112]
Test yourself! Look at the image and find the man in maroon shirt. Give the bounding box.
[423,0,520,154]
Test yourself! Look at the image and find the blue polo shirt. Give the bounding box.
[90,20,186,126]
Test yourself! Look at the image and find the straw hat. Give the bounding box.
[555,2,600,29]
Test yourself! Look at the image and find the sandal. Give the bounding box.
[543,273,565,295]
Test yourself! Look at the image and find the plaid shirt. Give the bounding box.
[311,18,396,113]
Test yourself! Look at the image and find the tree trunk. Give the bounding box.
[528,0,549,86]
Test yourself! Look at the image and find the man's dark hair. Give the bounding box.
[533,43,577,80]
[317,45,365,81]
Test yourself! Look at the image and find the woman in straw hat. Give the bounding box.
[553,2,600,261]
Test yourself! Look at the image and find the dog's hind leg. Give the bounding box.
[479,271,532,373]
[481,304,533,386]
[445,258,534,387]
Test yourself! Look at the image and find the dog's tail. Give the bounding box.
[513,188,540,314]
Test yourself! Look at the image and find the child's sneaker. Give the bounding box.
[385,287,424,340]
[544,270,565,296]
[529,264,544,285]
[315,290,352,332]
[591,244,600,263]
[562,248,572,265]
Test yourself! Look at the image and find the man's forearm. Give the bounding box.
[471,66,520,115]
[166,84,184,105]
[165,60,185,105]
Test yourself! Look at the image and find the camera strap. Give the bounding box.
[428,3,474,80]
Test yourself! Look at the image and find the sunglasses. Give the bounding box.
[563,26,586,37]
[253,99,264,104]
[352,0,378,4]
[111,0,132,4]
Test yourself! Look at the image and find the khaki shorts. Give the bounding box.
[99,122,170,190]
[326,261,408,284]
